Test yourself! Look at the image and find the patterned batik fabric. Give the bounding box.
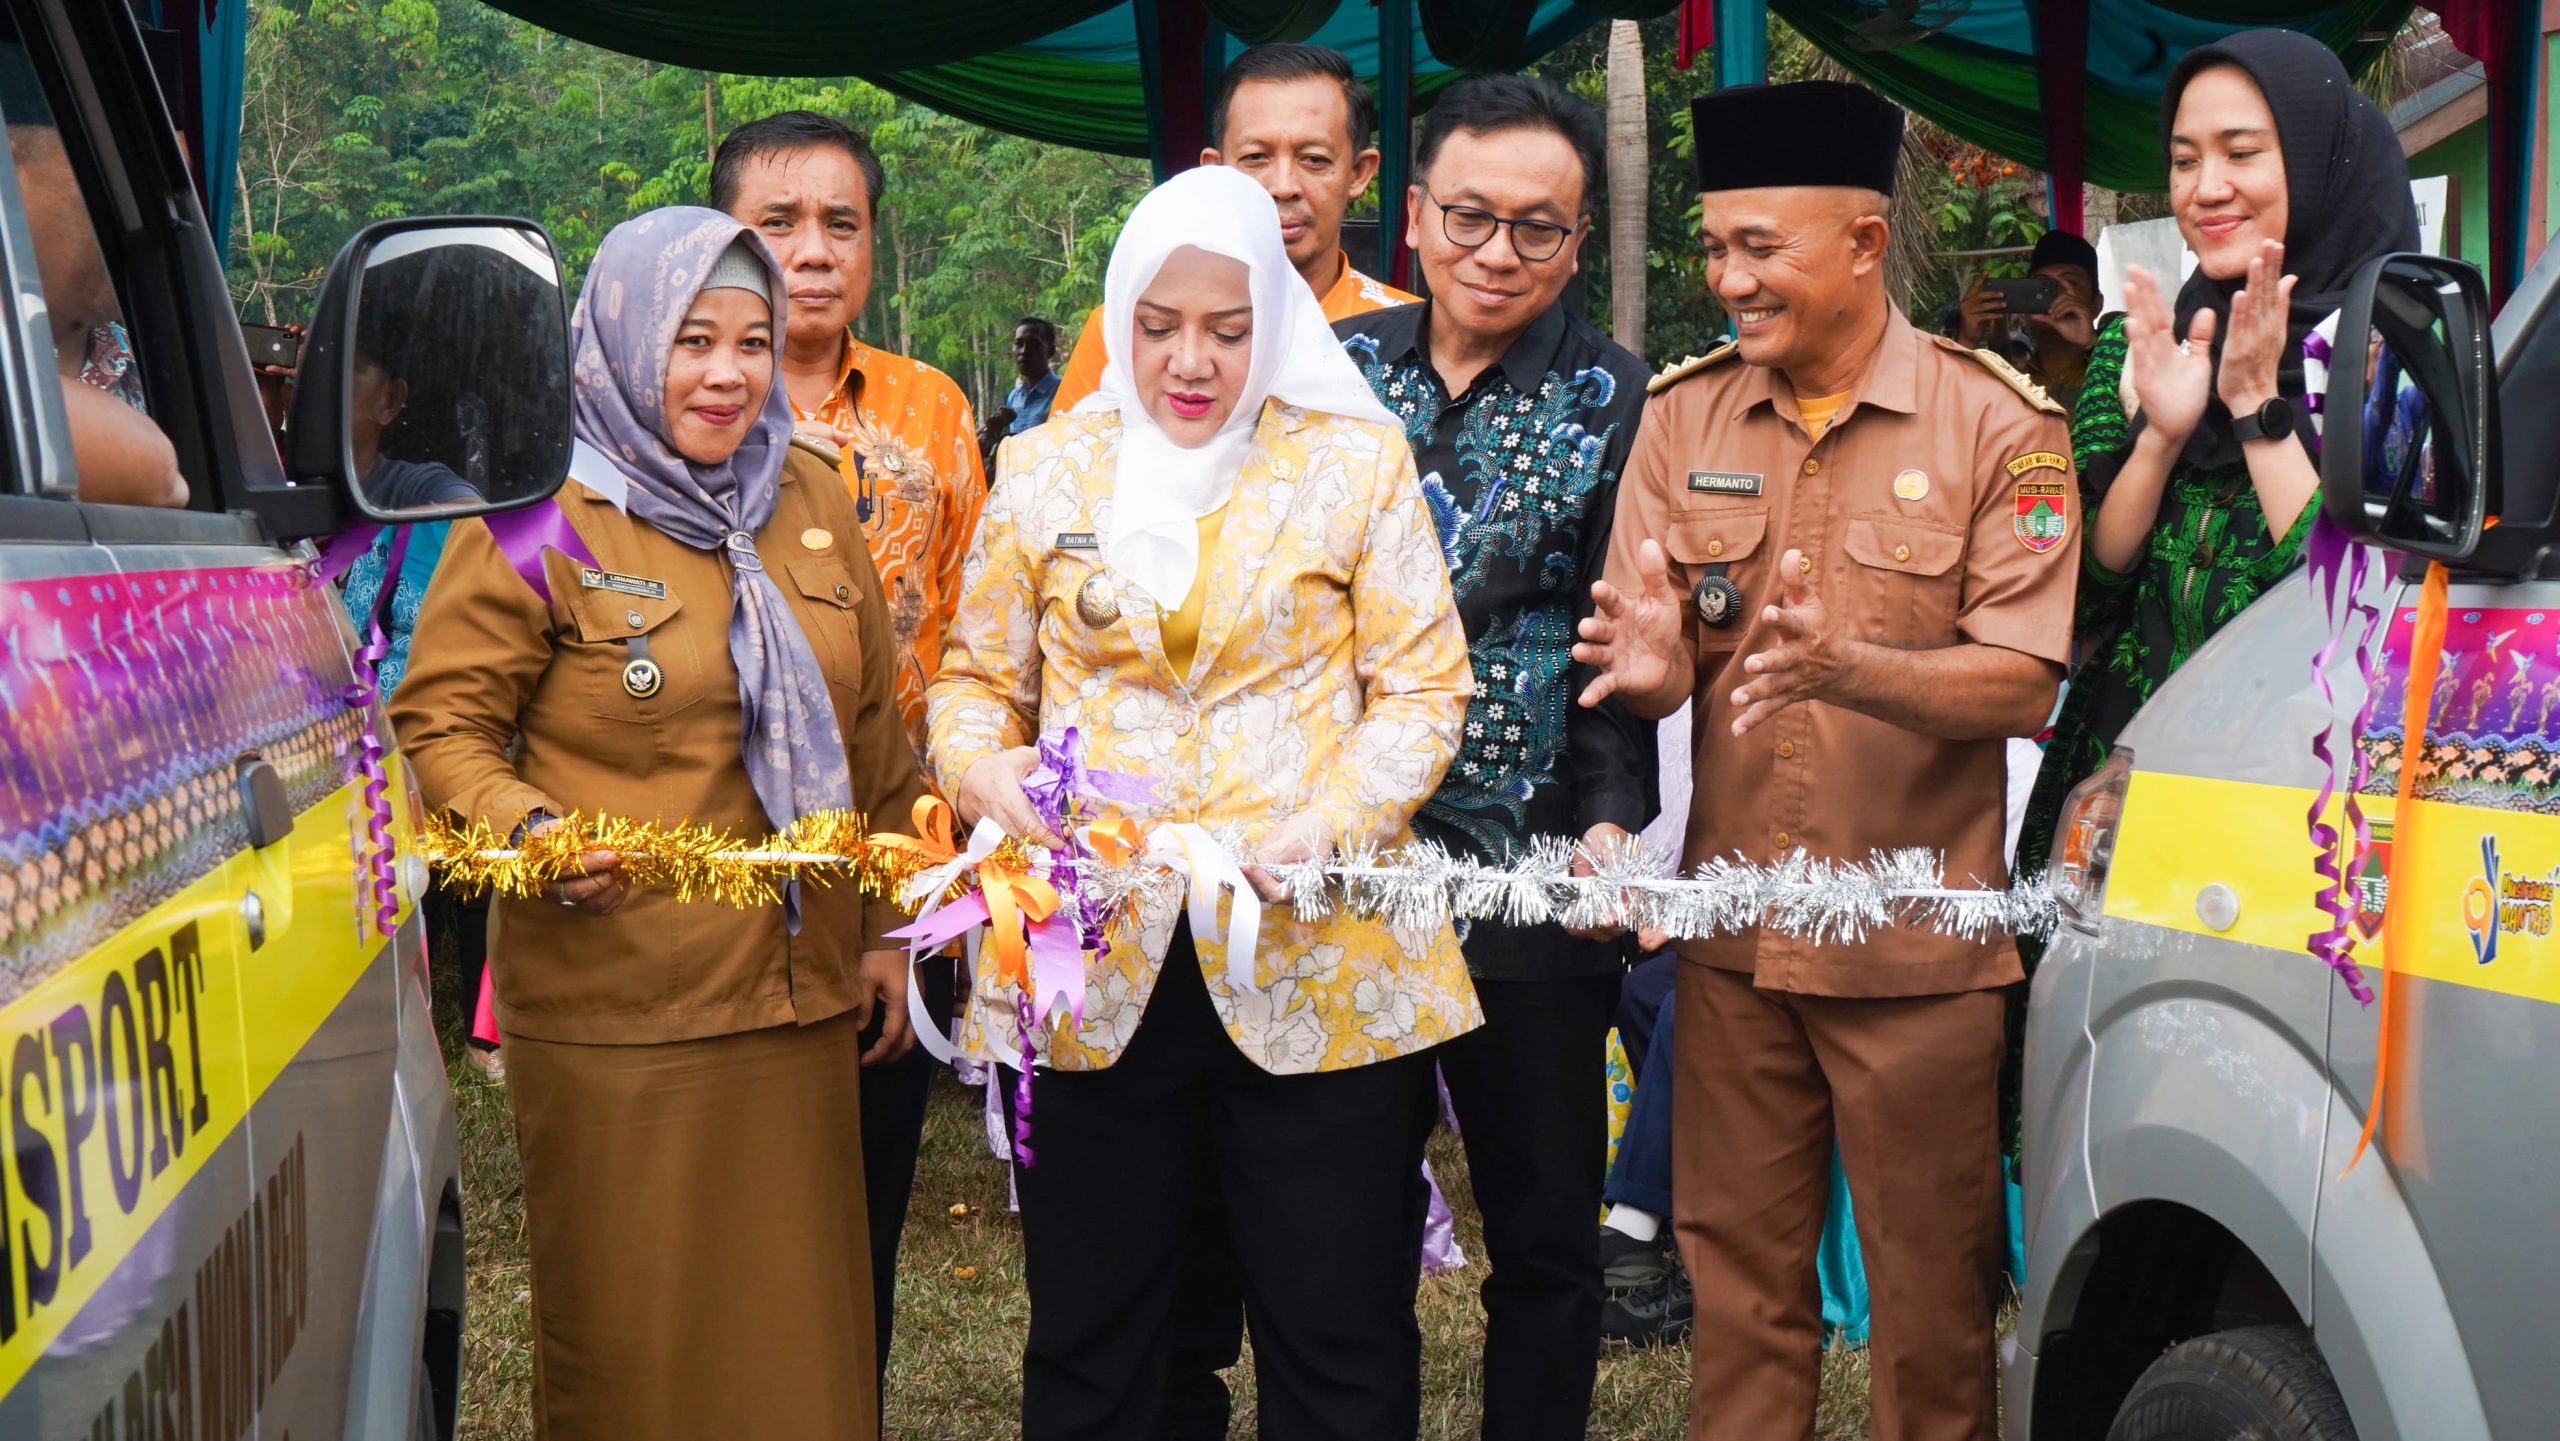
[799,333,989,765]
[927,402,1482,1075]
[1335,302,1657,978]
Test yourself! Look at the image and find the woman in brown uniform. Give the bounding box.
[393,207,923,1439]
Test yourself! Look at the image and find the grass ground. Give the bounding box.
[443,1037,1884,1440]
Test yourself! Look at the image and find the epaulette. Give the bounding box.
[1941,338,2066,415]
[789,434,845,469]
[1646,340,1740,396]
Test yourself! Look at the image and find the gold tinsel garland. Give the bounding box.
[416,810,1040,910]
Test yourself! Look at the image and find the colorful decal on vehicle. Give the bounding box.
[0,566,364,1008]
[2355,605,2560,812]
[2111,601,2560,1003]
[0,562,404,1402]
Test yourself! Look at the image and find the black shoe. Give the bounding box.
[1600,1259,1694,1349]
[1597,1223,1669,1294]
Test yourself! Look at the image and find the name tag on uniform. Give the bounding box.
[1053,531,1100,551]
[578,566,667,600]
[1687,470,1763,496]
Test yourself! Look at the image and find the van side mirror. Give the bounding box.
[2318,252,2497,562]
[285,216,572,524]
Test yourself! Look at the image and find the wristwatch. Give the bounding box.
[2231,394,2297,444]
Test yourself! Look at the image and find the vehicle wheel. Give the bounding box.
[2105,1325,2357,1441]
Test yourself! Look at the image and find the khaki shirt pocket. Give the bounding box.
[1840,512,1964,649]
[786,557,867,695]
[1665,506,1768,651]
[564,586,700,726]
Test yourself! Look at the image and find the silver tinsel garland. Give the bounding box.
[1067,834,2056,945]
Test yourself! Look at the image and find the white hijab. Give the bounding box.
[1076,165,1394,607]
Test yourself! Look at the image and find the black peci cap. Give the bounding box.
[2028,228,2099,281]
[1690,81,1904,196]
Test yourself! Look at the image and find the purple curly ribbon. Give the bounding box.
[2305,514,2382,1004]
[1011,987,1038,1166]
[333,525,408,940]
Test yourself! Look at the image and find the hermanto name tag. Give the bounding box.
[578,566,667,600]
[1054,531,1100,551]
[1686,470,1764,496]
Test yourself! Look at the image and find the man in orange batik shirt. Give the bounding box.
[1049,42,1414,415]
[713,109,986,1420]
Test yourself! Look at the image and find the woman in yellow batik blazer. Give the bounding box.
[926,166,1476,1441]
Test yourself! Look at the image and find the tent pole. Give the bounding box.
[1380,0,1413,286]
[2029,0,2086,238]
[1711,0,1766,88]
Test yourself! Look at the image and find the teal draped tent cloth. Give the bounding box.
[459,0,2414,187]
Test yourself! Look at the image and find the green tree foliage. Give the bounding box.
[229,0,1144,409]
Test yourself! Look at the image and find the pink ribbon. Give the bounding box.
[2305,514,2382,1004]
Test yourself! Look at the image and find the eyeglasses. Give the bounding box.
[1426,193,1577,263]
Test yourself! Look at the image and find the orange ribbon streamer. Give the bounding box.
[1083,816,1144,866]
[977,857,1060,990]
[872,794,961,874]
[2346,560,2449,1174]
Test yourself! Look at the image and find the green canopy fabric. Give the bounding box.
[1766,0,2413,194]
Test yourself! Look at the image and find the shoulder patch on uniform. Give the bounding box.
[2005,450,2070,477]
[1948,342,2066,415]
[1647,340,1740,395]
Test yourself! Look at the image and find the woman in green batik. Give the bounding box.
[2015,30,2418,892]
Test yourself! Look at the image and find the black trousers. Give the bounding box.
[857,954,956,1403]
[1438,971,1623,1441]
[1003,930,1439,1441]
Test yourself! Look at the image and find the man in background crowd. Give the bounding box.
[978,314,1060,458]
[1957,227,2105,408]
[1049,41,1414,412]
[713,108,987,1415]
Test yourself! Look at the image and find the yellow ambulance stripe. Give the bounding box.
[2106,769,2560,1007]
[0,762,412,1398]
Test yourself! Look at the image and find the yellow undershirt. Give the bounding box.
[1796,389,1851,442]
[1161,504,1230,677]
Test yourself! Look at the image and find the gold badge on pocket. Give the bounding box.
[622,656,665,699]
[1075,575,1122,628]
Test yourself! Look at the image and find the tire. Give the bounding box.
[2105,1325,2358,1441]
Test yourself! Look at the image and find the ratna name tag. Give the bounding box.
[1687,470,1763,497]
[1054,531,1100,551]
[579,566,667,600]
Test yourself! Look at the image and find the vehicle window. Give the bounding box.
[0,13,183,507]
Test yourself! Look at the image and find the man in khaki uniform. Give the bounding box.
[1574,82,2075,1441]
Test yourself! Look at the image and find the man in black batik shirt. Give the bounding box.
[1338,74,1655,1440]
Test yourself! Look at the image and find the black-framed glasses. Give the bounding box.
[1426,192,1577,262]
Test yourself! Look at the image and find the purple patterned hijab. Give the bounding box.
[570,207,851,834]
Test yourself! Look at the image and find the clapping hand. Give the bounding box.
[2214,239,2297,418]
[1574,539,1691,714]
[2121,262,2216,444]
[1729,550,1843,737]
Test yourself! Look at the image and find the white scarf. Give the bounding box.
[1075,165,1394,607]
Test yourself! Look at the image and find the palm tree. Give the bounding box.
[1605,19,1647,355]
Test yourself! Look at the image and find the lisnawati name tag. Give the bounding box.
[579,566,667,600]
[1687,470,1764,497]
[1054,531,1100,551]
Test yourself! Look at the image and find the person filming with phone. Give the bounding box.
[1957,228,2105,408]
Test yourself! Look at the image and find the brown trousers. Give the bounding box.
[1672,962,2004,1441]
